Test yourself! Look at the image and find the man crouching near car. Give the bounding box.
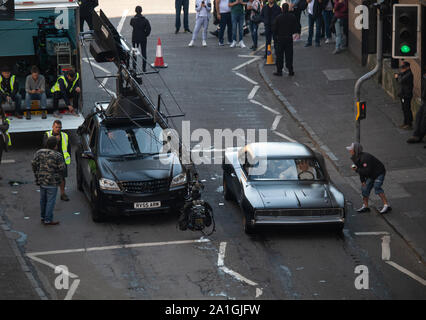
[346,142,391,214]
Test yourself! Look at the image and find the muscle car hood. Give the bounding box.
[253,183,335,209]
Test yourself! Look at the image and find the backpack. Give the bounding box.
[297,0,308,11]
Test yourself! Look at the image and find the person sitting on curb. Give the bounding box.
[347,142,391,214]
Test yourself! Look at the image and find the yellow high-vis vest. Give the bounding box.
[46,131,71,165]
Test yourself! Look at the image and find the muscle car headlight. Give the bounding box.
[99,178,120,191]
[170,173,187,187]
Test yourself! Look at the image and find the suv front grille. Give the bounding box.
[256,208,344,217]
[120,179,170,194]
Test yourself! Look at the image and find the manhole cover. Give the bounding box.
[322,69,356,81]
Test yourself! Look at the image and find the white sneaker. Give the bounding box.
[202,40,207,47]
[188,40,194,47]
[230,41,237,48]
[379,205,392,214]
[239,40,246,48]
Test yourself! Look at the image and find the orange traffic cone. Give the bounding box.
[266,44,275,65]
[151,38,168,68]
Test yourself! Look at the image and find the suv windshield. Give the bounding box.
[99,125,164,157]
[246,158,325,181]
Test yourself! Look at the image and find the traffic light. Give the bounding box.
[392,4,420,58]
[356,102,367,121]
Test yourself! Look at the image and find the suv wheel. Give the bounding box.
[91,185,105,222]
[76,158,83,192]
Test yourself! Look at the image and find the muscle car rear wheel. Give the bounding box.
[242,210,255,234]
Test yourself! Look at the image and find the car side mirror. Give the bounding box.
[81,151,95,159]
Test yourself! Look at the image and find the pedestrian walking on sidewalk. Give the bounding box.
[175,0,192,33]
[395,61,414,130]
[304,0,324,48]
[346,142,391,214]
[407,73,426,144]
[0,105,11,180]
[130,6,151,72]
[189,0,212,47]
[272,3,298,76]
[260,0,281,57]
[216,0,233,46]
[332,0,348,54]
[32,136,65,225]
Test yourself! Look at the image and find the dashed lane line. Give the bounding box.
[234,72,258,85]
[271,115,283,131]
[273,130,297,143]
[385,261,426,286]
[249,99,280,115]
[247,85,260,100]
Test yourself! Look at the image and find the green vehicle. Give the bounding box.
[0,0,84,133]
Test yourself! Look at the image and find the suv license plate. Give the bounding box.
[134,201,161,209]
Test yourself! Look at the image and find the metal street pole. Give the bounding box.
[354,3,384,143]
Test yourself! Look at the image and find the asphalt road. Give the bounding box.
[0,0,425,300]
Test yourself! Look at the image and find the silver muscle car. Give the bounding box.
[222,142,346,233]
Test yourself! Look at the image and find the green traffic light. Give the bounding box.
[400,45,411,53]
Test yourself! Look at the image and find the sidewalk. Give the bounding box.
[0,210,43,300]
[258,39,426,262]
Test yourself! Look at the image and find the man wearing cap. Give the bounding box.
[394,61,414,130]
[0,66,23,119]
[347,142,391,214]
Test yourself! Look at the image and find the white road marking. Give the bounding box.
[218,242,226,267]
[234,72,258,85]
[255,288,263,298]
[64,279,81,300]
[27,239,211,257]
[247,85,260,100]
[26,254,78,278]
[381,235,391,261]
[221,266,258,286]
[271,115,282,131]
[82,58,112,74]
[1,159,15,164]
[117,9,129,33]
[99,77,108,88]
[355,232,390,236]
[104,87,117,98]
[385,261,426,286]
[233,57,261,71]
[250,99,280,115]
[273,130,297,143]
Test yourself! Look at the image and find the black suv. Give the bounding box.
[75,101,188,222]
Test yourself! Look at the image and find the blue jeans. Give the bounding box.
[249,21,259,48]
[307,14,321,45]
[25,92,47,110]
[175,0,189,31]
[322,10,333,39]
[231,12,244,42]
[361,174,385,198]
[335,18,347,50]
[40,186,58,223]
[219,12,233,44]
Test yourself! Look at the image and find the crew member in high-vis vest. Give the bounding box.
[51,69,81,118]
[43,120,72,201]
[0,105,11,180]
[0,65,23,119]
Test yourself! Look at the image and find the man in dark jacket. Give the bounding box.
[304,0,324,47]
[130,6,151,73]
[175,0,191,33]
[0,66,22,119]
[79,0,98,32]
[32,136,66,225]
[395,61,414,129]
[347,142,391,214]
[272,3,298,76]
[261,0,281,58]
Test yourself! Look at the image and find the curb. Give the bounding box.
[257,61,425,265]
[0,210,49,300]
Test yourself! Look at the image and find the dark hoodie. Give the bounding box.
[350,143,386,183]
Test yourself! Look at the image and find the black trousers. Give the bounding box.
[275,38,294,74]
[264,25,277,57]
[413,103,426,139]
[292,8,302,34]
[133,40,147,72]
[53,91,79,111]
[401,97,413,125]
[80,14,93,32]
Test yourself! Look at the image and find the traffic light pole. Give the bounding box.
[354,3,384,143]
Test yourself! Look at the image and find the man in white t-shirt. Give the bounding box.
[216,0,233,45]
[304,0,324,47]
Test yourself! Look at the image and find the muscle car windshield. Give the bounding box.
[247,158,325,181]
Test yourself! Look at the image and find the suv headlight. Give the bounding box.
[99,178,120,191]
[170,173,187,188]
